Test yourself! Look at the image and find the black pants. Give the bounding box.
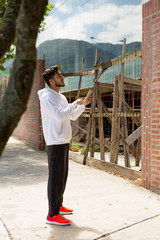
[47,143,69,216]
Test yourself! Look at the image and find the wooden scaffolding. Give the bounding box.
[62,39,142,168]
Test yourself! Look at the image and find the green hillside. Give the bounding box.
[3,39,142,73]
[37,39,116,72]
[37,39,141,72]
[94,41,142,57]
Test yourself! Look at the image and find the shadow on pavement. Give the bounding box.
[47,222,104,240]
[0,139,48,186]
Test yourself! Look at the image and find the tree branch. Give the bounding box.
[0,0,48,156]
[0,0,21,61]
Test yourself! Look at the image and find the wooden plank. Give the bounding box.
[98,107,140,113]
[77,57,85,99]
[101,60,112,70]
[135,137,141,166]
[63,49,141,81]
[71,58,85,145]
[72,121,87,142]
[125,102,141,127]
[95,138,110,150]
[90,49,99,158]
[98,82,114,89]
[99,82,141,91]
[111,45,125,164]
[81,120,110,159]
[83,101,112,149]
[96,82,105,160]
[83,49,100,163]
[102,101,112,124]
[95,68,109,82]
[124,77,142,86]
[110,75,119,164]
[94,59,112,70]
[102,86,137,159]
[69,151,141,180]
[82,117,92,164]
[125,126,142,145]
[84,100,137,159]
[124,84,141,91]
[72,121,87,134]
[121,87,130,167]
[63,70,95,77]
[112,49,142,67]
[119,38,130,167]
[120,137,136,159]
[86,157,141,180]
[81,112,141,118]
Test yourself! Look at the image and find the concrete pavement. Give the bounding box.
[0,137,160,240]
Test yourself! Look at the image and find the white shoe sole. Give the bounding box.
[46,220,71,226]
[59,211,73,215]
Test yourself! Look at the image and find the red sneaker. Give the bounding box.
[46,214,71,226]
[59,206,73,215]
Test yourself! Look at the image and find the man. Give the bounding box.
[38,66,91,226]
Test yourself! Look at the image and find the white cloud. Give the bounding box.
[141,0,149,4]
[98,4,142,43]
[37,1,142,46]
[54,1,72,14]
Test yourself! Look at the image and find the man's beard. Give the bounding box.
[54,79,65,87]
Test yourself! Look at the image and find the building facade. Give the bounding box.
[141,0,160,193]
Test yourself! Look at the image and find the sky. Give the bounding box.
[36,0,149,46]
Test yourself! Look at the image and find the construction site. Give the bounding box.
[61,39,142,172]
[1,1,160,239]
[0,0,160,194]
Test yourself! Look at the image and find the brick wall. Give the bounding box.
[0,85,2,104]
[13,60,45,150]
[142,0,160,193]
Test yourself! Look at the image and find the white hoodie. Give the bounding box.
[38,88,85,145]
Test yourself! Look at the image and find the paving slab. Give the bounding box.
[0,137,160,240]
[0,218,10,240]
[99,215,160,240]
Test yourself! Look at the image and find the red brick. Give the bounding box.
[152,160,159,165]
[152,98,159,103]
[142,4,145,19]
[152,181,159,185]
[158,0,160,11]
[152,150,160,155]
[152,109,159,114]
[155,0,158,12]
[152,82,160,88]
[152,140,160,144]
[13,60,45,150]
[155,104,160,108]
[152,171,160,175]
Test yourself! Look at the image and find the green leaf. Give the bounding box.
[39,2,54,33]
[0,1,54,70]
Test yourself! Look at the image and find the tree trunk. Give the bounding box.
[0,0,21,61]
[0,0,48,156]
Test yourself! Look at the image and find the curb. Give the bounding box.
[69,151,141,181]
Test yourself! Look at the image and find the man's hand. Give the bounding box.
[76,98,84,105]
[77,96,92,106]
[84,96,92,106]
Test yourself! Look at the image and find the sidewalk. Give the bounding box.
[0,137,160,240]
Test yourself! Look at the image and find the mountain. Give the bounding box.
[94,41,142,58]
[3,39,142,73]
[37,39,116,72]
[37,39,141,72]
